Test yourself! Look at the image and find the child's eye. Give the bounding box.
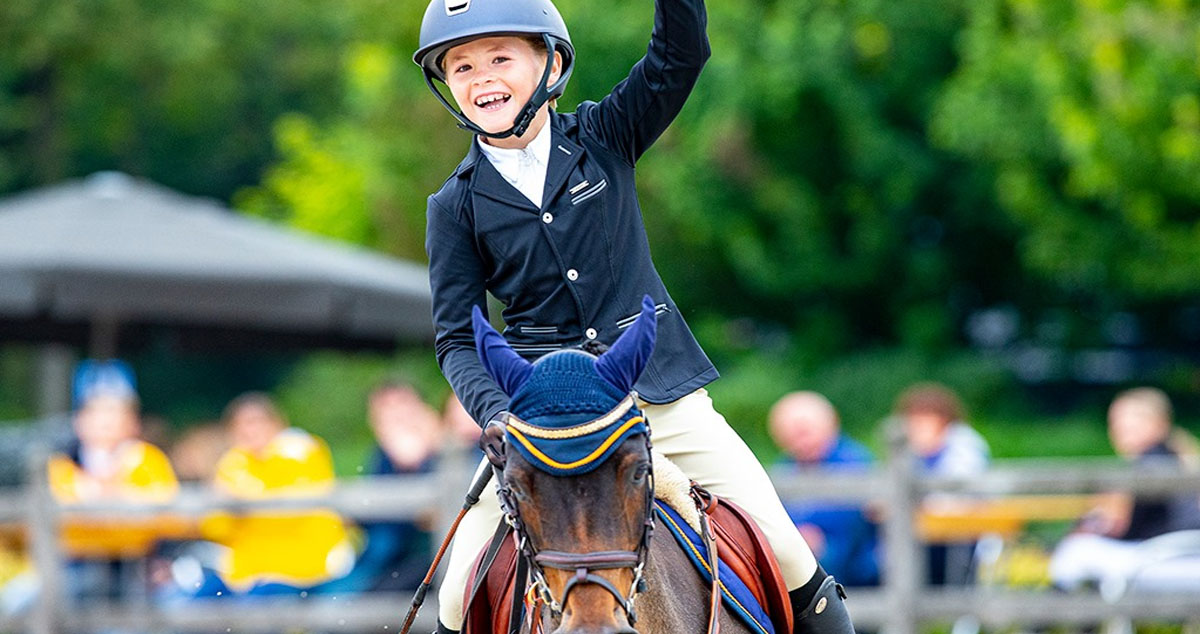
[454,64,471,74]
[493,56,510,64]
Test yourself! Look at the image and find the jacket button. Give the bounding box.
[566,269,579,281]
[585,328,598,340]
[542,212,553,224]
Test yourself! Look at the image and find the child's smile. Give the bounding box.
[474,91,512,112]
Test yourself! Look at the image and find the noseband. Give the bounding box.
[496,394,656,625]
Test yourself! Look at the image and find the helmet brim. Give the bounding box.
[414,30,574,83]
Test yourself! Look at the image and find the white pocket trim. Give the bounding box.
[570,179,607,205]
[617,304,670,329]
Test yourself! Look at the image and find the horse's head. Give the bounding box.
[472,296,659,634]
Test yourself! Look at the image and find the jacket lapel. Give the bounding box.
[473,157,539,211]
[464,116,585,212]
[543,117,584,209]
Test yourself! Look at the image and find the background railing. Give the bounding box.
[3,434,1199,634]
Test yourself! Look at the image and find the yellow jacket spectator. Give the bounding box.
[49,363,179,504]
[202,393,354,592]
[48,372,180,559]
[48,435,177,505]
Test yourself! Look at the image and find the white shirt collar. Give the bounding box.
[476,119,553,208]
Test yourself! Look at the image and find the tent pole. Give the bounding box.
[89,314,119,360]
[36,344,74,417]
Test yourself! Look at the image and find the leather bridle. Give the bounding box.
[495,396,656,627]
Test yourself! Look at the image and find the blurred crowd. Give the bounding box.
[2,362,1200,615]
[0,361,482,612]
[769,383,1200,594]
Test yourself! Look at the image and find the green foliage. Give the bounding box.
[0,346,37,422]
[234,2,478,261]
[932,0,1200,299]
[0,0,353,197]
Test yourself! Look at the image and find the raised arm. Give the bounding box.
[426,196,509,428]
[580,0,710,164]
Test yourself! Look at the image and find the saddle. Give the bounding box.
[462,488,793,634]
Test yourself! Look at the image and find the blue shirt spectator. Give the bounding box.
[319,381,441,594]
[769,392,880,586]
[896,382,991,586]
[318,446,434,593]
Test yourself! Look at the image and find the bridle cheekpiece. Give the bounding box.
[497,392,656,625]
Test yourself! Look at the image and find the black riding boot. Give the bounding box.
[790,568,854,634]
[435,621,459,634]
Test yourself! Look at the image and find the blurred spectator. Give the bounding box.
[1050,388,1200,592]
[366,380,442,472]
[48,361,177,504]
[168,423,230,483]
[769,391,879,586]
[46,360,179,602]
[182,393,354,597]
[895,382,990,586]
[317,380,439,593]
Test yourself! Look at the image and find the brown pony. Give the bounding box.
[497,430,755,634]
[469,296,775,634]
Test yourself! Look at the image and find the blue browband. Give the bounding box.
[504,393,648,476]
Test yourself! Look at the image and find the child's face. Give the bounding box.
[74,395,139,452]
[229,404,284,455]
[443,36,562,139]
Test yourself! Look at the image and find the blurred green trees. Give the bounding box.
[0,0,353,196]
[933,0,1200,300]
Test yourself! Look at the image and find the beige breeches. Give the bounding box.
[437,388,816,629]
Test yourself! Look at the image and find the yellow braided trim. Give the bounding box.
[655,504,771,634]
[507,416,644,471]
[505,395,635,440]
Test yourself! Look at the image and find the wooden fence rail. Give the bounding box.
[2,434,1199,634]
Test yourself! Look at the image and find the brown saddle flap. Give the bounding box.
[463,528,519,634]
[463,496,794,634]
[706,493,794,634]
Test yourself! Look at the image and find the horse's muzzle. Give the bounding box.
[548,582,640,634]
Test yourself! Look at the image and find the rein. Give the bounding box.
[495,396,657,629]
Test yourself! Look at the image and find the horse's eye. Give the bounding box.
[631,462,650,483]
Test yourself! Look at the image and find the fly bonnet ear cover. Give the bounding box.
[472,296,658,475]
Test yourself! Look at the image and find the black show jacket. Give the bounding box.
[425,0,717,427]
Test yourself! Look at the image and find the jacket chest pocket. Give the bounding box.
[569,178,608,206]
[617,303,670,329]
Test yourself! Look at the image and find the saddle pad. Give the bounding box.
[654,500,776,634]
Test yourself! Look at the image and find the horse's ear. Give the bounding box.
[472,305,533,396]
[595,295,657,393]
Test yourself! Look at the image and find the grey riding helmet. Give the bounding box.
[413,0,575,139]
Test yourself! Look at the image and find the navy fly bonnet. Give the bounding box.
[472,296,658,475]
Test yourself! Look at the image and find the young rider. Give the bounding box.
[413,0,854,632]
